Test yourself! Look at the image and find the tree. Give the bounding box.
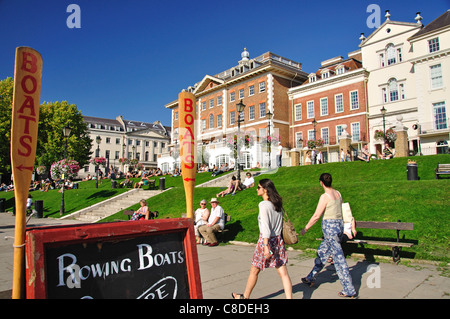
[37,101,92,169]
[0,78,13,174]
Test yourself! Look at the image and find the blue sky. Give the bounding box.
[1,0,448,126]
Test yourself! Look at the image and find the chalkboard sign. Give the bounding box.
[25,218,202,299]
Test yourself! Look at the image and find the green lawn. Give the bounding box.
[2,154,449,262]
[106,154,450,262]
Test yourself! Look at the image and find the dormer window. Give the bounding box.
[309,74,317,83]
[336,65,345,75]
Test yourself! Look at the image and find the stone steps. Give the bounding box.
[61,188,166,223]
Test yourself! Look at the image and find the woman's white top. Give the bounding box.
[258,200,283,239]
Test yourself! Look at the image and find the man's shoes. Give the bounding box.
[208,242,219,247]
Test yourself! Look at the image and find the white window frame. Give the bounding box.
[230,111,235,125]
[295,132,303,148]
[350,90,359,110]
[249,85,254,96]
[295,104,302,121]
[217,114,222,128]
[249,105,255,120]
[433,102,447,130]
[321,127,329,145]
[428,37,440,53]
[335,94,344,113]
[320,98,328,116]
[209,114,214,129]
[307,100,314,119]
[351,122,360,142]
[230,92,235,102]
[307,130,315,141]
[259,102,266,118]
[430,64,443,90]
[239,88,244,99]
[259,81,266,93]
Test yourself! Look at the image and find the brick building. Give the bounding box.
[288,51,369,163]
[161,49,308,172]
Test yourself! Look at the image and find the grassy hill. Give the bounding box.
[105,154,450,262]
[2,154,449,262]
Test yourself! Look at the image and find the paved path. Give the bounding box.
[0,212,448,299]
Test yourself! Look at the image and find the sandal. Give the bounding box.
[338,291,357,299]
[301,277,315,287]
[231,292,247,299]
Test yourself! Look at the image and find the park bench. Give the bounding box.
[435,163,450,179]
[317,219,415,262]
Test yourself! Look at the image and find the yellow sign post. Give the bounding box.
[178,91,196,219]
[10,47,43,299]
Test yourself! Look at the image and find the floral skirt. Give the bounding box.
[251,234,287,270]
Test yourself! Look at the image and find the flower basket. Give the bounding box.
[50,159,80,180]
[307,138,324,149]
[36,165,47,175]
[385,128,397,142]
[259,135,280,147]
[90,157,107,167]
[373,130,385,140]
[118,157,129,165]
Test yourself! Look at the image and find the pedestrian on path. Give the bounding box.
[300,173,357,298]
[232,178,293,299]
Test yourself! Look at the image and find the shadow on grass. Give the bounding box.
[221,220,244,243]
[86,190,118,199]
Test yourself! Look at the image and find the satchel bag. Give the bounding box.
[282,208,298,245]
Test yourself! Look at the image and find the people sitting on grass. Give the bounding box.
[134,174,149,188]
[217,175,238,197]
[357,144,370,163]
[381,142,394,159]
[119,176,132,188]
[232,172,255,195]
[29,180,41,191]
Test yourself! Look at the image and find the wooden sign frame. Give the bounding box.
[25,218,202,299]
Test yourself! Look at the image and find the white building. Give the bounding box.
[409,10,450,155]
[82,115,170,178]
[360,10,449,156]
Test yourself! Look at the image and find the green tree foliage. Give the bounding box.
[37,101,92,168]
[0,77,93,174]
[0,77,14,174]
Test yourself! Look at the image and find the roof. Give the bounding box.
[83,115,171,135]
[409,10,450,40]
[301,57,363,85]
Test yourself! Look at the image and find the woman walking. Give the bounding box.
[232,178,292,299]
[300,173,357,298]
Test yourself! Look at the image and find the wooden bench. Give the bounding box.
[317,220,415,262]
[435,163,450,179]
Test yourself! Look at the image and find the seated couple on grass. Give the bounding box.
[216,172,255,197]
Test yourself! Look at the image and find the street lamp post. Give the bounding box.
[266,111,273,168]
[60,125,71,216]
[312,118,317,140]
[236,99,246,181]
[95,135,101,188]
[380,106,387,142]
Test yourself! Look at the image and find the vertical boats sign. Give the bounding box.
[11,47,43,299]
[178,91,196,219]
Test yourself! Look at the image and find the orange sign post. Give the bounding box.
[10,47,43,299]
[178,91,196,219]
